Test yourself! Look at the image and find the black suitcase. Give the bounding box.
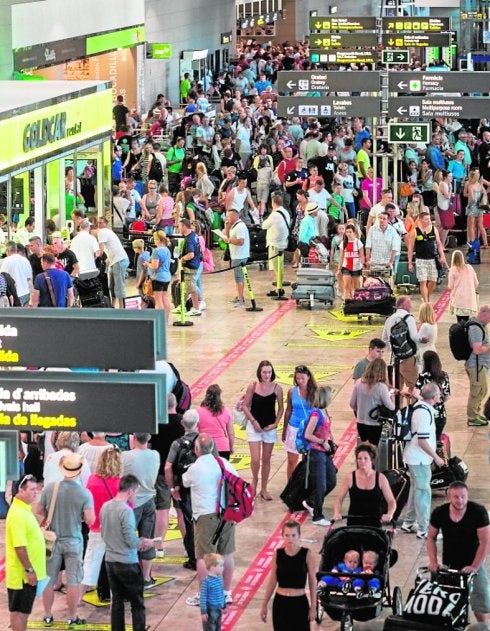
[375,429,403,472]
[280,457,311,512]
[343,295,396,316]
[381,468,410,521]
[384,615,441,631]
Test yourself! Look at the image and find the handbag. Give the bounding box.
[41,482,59,558]
[448,193,462,215]
[142,276,153,297]
[43,272,57,307]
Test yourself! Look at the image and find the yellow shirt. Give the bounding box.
[356,149,371,179]
[6,497,46,589]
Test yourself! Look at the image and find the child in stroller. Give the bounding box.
[318,550,381,598]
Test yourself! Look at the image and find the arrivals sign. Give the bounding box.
[278,96,381,118]
[388,97,490,119]
[309,16,377,31]
[310,50,377,65]
[389,71,490,94]
[311,33,378,49]
[388,122,431,143]
[381,17,451,32]
[382,33,451,47]
[0,309,166,369]
[277,71,380,94]
[0,371,166,433]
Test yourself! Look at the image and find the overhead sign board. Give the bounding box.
[220,31,232,45]
[0,371,166,433]
[277,71,380,94]
[388,122,431,143]
[382,50,410,64]
[0,309,166,369]
[311,33,378,49]
[389,71,490,94]
[146,43,172,59]
[382,33,451,47]
[309,16,377,31]
[388,97,490,119]
[278,96,381,118]
[310,50,377,65]
[382,17,451,32]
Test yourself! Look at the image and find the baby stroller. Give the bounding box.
[384,567,475,630]
[316,525,402,631]
[73,271,109,308]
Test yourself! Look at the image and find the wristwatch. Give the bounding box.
[26,567,34,574]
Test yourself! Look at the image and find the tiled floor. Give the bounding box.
[1,251,489,630]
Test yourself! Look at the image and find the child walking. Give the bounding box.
[201,553,226,630]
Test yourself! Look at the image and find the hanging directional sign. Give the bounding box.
[382,33,451,47]
[146,43,172,59]
[309,16,377,31]
[382,50,410,64]
[382,17,451,32]
[310,50,377,65]
[311,33,378,49]
[389,71,490,94]
[388,122,431,144]
[388,97,490,119]
[277,71,380,94]
[278,96,381,118]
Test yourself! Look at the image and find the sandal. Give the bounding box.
[67,618,86,626]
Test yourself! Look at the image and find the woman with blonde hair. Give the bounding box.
[195,162,215,206]
[143,230,172,318]
[463,168,489,246]
[405,193,428,233]
[417,302,438,372]
[141,178,161,222]
[350,359,395,446]
[132,238,150,297]
[81,447,122,598]
[448,249,479,322]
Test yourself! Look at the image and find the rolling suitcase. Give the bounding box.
[279,456,311,512]
[395,260,418,287]
[375,428,403,472]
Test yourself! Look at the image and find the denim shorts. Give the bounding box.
[231,258,248,283]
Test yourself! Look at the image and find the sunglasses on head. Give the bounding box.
[19,474,36,488]
[295,365,310,374]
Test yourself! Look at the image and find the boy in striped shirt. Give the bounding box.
[200,553,226,630]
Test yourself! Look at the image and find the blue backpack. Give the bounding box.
[295,407,322,454]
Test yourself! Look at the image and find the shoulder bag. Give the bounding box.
[41,482,60,558]
[43,272,57,307]
[277,210,297,253]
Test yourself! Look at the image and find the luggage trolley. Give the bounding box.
[291,258,335,309]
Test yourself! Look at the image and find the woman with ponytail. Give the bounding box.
[197,384,234,459]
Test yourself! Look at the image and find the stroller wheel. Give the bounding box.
[315,601,324,624]
[392,585,403,616]
[340,612,353,631]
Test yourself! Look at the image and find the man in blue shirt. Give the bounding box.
[255,72,272,95]
[179,219,202,316]
[426,135,446,171]
[31,253,74,307]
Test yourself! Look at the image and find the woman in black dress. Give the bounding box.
[260,520,317,630]
[333,442,396,527]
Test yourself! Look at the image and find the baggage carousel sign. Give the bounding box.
[0,309,166,369]
[311,33,378,49]
[278,71,380,94]
[388,97,490,119]
[382,17,451,32]
[0,371,167,432]
[309,16,377,31]
[278,96,381,118]
[382,33,451,47]
[389,71,490,94]
[310,50,377,65]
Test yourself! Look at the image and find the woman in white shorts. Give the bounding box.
[282,365,318,481]
[242,360,284,500]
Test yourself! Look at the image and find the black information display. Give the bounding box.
[309,16,377,31]
[277,71,380,94]
[382,33,451,47]
[0,310,156,370]
[0,372,165,433]
[381,17,451,32]
[311,33,378,49]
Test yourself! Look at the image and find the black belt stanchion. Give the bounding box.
[173,264,194,327]
[242,263,263,312]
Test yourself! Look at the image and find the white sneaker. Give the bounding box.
[400,522,417,533]
[224,591,233,604]
[416,530,428,539]
[155,549,165,558]
[186,592,200,606]
[312,518,331,527]
[198,300,207,311]
[233,300,245,308]
[171,306,182,314]
[186,308,202,316]
[302,500,314,516]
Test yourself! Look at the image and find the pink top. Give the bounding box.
[86,474,121,532]
[309,409,331,452]
[196,405,232,452]
[361,177,382,209]
[159,196,174,221]
[448,265,479,313]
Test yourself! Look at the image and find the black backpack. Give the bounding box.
[448,320,485,361]
[168,362,192,414]
[390,314,417,360]
[173,434,198,483]
[149,156,164,182]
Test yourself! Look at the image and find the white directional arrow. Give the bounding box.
[286,81,297,90]
[397,81,407,91]
[287,106,295,115]
[395,130,405,139]
[397,106,407,115]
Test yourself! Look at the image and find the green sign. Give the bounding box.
[147,43,172,59]
[382,50,410,64]
[86,25,145,56]
[388,122,431,144]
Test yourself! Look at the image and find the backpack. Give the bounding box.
[215,457,255,523]
[448,320,485,361]
[149,156,164,182]
[295,409,321,454]
[390,314,417,360]
[0,274,10,308]
[392,402,431,442]
[173,434,198,482]
[168,362,192,414]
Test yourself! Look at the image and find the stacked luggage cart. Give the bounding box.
[291,242,335,309]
